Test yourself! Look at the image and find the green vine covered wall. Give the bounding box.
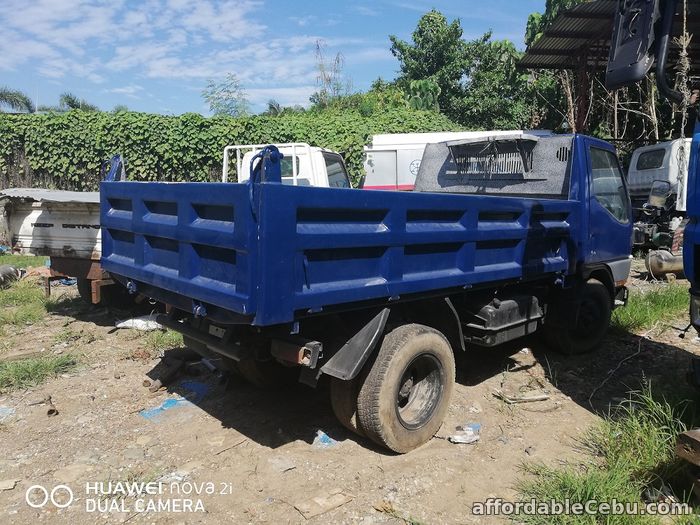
[0,109,459,190]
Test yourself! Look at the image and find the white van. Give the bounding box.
[627,138,691,212]
[222,143,351,188]
[362,131,552,191]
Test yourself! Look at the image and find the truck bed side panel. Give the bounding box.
[100,182,257,316]
[255,184,579,325]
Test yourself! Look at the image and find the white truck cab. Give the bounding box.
[627,138,691,212]
[223,143,351,188]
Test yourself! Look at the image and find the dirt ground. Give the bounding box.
[0,260,698,524]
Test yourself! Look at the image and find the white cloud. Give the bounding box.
[107,84,144,98]
[0,0,398,112]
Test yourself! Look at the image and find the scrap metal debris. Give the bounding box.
[0,265,20,288]
[493,390,550,404]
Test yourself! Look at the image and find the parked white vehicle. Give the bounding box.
[222,143,352,188]
[362,131,551,191]
[0,189,122,304]
[627,138,691,212]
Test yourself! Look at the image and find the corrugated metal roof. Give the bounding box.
[520,0,700,70]
[0,188,100,204]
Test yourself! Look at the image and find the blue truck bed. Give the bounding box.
[101,181,578,326]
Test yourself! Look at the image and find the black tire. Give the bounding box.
[330,375,365,437]
[544,279,612,355]
[356,324,455,453]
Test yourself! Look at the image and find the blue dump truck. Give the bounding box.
[100,133,632,452]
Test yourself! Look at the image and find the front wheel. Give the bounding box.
[356,324,455,453]
[543,278,612,354]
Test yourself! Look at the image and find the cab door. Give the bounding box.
[585,140,633,263]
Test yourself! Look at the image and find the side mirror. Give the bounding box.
[606,0,684,104]
[648,179,673,208]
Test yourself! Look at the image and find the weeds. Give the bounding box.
[517,387,696,525]
[0,279,49,328]
[612,284,688,332]
[125,329,184,360]
[0,355,77,391]
[0,254,47,269]
[145,330,183,352]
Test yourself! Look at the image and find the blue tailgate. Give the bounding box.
[100,182,257,316]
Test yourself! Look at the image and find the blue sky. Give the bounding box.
[1,0,545,115]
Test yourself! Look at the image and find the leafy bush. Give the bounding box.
[0,108,459,189]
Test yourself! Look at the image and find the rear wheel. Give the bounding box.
[330,375,365,436]
[544,278,612,354]
[356,324,455,453]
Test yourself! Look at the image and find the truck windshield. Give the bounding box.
[590,147,629,223]
[324,153,350,188]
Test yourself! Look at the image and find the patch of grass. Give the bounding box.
[0,254,48,269]
[0,279,49,328]
[145,330,183,352]
[0,354,77,391]
[126,329,184,360]
[612,284,688,332]
[0,278,45,308]
[517,387,695,525]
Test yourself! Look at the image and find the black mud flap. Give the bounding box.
[320,308,390,381]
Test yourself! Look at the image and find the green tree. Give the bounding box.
[202,73,250,117]
[407,79,441,111]
[0,87,34,113]
[391,11,536,129]
[389,10,466,120]
[265,99,282,116]
[456,33,534,129]
[112,104,129,113]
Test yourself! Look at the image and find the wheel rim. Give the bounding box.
[394,353,444,430]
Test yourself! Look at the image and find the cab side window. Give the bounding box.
[590,147,629,223]
[324,154,351,188]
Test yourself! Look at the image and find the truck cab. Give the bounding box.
[628,138,691,214]
[223,143,351,188]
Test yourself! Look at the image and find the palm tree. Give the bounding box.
[38,92,100,112]
[58,92,99,112]
[0,87,35,113]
